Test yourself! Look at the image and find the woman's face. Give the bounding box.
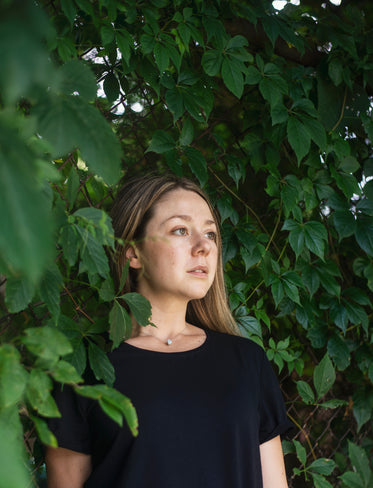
[130,188,218,308]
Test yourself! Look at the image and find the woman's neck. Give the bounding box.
[139,301,188,339]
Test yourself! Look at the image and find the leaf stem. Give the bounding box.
[287,412,317,461]
[330,86,348,133]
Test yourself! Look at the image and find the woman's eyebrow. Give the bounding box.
[161,215,216,226]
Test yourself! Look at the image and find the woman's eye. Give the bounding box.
[206,231,217,241]
[173,227,187,236]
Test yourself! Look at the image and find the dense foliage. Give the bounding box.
[0,0,372,486]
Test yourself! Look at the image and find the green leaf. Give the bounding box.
[271,278,284,308]
[287,117,311,163]
[77,226,110,279]
[338,156,360,174]
[109,300,132,348]
[88,342,115,387]
[313,354,336,400]
[179,118,194,146]
[31,415,57,447]
[154,42,170,72]
[221,58,244,98]
[333,210,357,240]
[100,25,115,45]
[0,407,29,488]
[348,441,372,486]
[339,471,364,488]
[22,327,72,366]
[319,399,348,409]
[328,58,344,86]
[309,458,336,475]
[304,221,328,259]
[76,384,138,435]
[50,360,83,384]
[35,94,122,184]
[0,345,28,409]
[0,117,54,282]
[327,335,350,370]
[226,35,248,49]
[147,130,176,153]
[288,227,305,257]
[5,275,35,313]
[184,146,208,187]
[271,103,288,125]
[296,380,315,405]
[302,117,327,151]
[60,223,80,266]
[99,278,116,302]
[245,66,261,85]
[165,88,184,121]
[103,72,120,104]
[52,60,96,101]
[355,217,373,256]
[26,369,60,417]
[38,263,63,320]
[201,49,222,76]
[122,293,152,327]
[311,472,334,488]
[293,439,307,465]
[116,29,133,65]
[67,166,80,209]
[237,315,262,339]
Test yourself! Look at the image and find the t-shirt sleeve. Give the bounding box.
[47,384,92,454]
[258,348,294,444]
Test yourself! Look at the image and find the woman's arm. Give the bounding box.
[260,435,288,488]
[45,446,92,488]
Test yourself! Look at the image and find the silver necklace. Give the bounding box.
[141,324,188,346]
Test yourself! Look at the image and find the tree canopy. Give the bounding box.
[0,0,372,486]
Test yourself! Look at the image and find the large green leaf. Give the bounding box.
[348,441,372,487]
[184,146,208,186]
[201,49,222,76]
[0,407,29,488]
[333,210,357,240]
[313,354,336,400]
[287,117,311,163]
[109,300,133,348]
[147,130,176,153]
[5,275,35,313]
[76,226,110,279]
[34,94,122,184]
[26,369,60,417]
[76,384,138,435]
[221,57,244,99]
[0,116,54,282]
[50,360,83,385]
[0,1,51,104]
[88,342,115,387]
[31,415,57,448]
[22,327,72,367]
[51,60,96,101]
[38,263,63,320]
[122,293,152,327]
[355,217,373,256]
[0,345,28,409]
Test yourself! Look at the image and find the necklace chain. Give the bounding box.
[140,324,188,346]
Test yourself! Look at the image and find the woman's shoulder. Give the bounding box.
[206,328,265,356]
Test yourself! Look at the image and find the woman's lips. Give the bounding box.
[187,266,208,276]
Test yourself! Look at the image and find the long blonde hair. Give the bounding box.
[110,174,239,336]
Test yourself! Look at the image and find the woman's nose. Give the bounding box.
[191,234,211,255]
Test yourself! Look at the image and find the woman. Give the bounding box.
[46,175,293,488]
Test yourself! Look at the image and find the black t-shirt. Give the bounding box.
[49,329,293,488]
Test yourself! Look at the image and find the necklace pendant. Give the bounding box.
[166,339,172,345]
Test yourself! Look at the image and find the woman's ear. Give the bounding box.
[125,246,142,269]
